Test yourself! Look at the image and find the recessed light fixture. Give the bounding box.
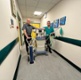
[44,12,47,18]
[34,11,42,15]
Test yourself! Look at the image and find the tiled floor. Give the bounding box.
[17,45,81,80]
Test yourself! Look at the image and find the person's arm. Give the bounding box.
[50,28,55,36]
[23,29,30,39]
[37,27,45,31]
[32,25,45,30]
[52,28,54,33]
[22,24,30,39]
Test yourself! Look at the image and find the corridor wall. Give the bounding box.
[23,18,41,23]
[0,0,23,80]
[41,0,81,69]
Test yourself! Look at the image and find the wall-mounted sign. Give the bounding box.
[10,0,16,18]
[44,12,47,19]
[10,19,14,28]
[60,16,66,25]
[53,19,59,28]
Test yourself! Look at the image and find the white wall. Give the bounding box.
[23,18,41,23]
[41,0,81,68]
[0,0,23,80]
[0,43,20,80]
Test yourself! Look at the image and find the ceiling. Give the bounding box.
[17,0,62,19]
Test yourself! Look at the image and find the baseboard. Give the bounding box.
[13,54,21,80]
[52,49,81,73]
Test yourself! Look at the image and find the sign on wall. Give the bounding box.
[51,19,59,28]
[10,0,16,18]
[60,16,66,25]
[10,19,14,28]
[54,19,59,28]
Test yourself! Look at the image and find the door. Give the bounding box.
[17,13,22,46]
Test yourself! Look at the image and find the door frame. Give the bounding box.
[17,12,22,45]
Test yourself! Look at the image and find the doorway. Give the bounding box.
[17,13,23,46]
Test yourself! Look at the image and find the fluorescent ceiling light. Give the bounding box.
[34,11,42,15]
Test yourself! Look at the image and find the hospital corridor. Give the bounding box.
[0,0,81,80]
[16,45,81,80]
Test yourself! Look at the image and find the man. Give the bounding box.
[42,21,54,53]
[22,19,35,54]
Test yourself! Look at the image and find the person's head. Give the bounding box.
[26,18,31,24]
[47,21,51,27]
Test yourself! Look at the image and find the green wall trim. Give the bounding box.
[13,54,21,80]
[0,38,19,64]
[55,37,81,47]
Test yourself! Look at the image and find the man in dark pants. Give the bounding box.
[22,19,35,54]
[42,21,54,53]
[45,36,51,53]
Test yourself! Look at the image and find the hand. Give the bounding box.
[27,36,31,39]
[50,32,55,36]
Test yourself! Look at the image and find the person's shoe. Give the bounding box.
[30,61,34,64]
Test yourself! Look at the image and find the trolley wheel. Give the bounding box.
[46,53,48,56]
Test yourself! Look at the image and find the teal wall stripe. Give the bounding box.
[55,37,81,47]
[0,38,19,64]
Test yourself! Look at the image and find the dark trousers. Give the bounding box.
[45,36,51,52]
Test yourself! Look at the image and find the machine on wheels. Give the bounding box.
[26,38,35,64]
[26,29,55,64]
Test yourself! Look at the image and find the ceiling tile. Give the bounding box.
[17,0,25,5]
[19,5,25,10]
[26,0,38,7]
[26,6,35,11]
[39,0,53,3]
[17,0,61,19]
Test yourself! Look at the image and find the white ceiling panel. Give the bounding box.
[17,0,25,5]
[39,0,52,2]
[52,0,61,3]
[17,0,62,18]
[26,7,36,11]
[26,0,38,6]
[37,3,50,8]
[19,5,25,10]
